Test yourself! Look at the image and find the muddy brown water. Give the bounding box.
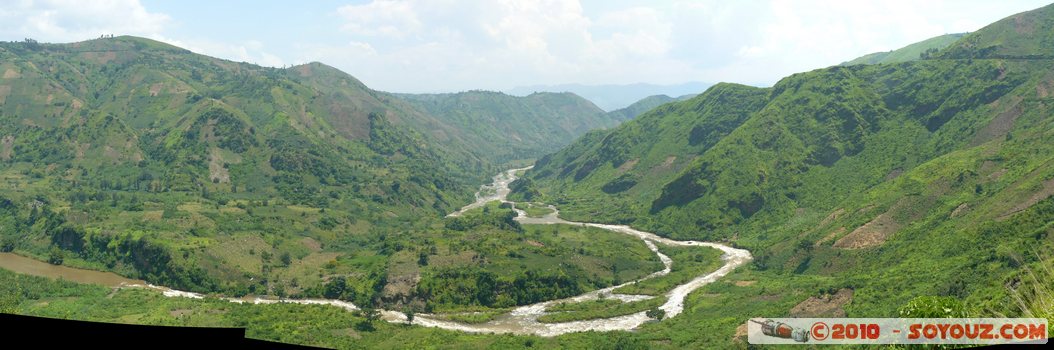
[0,252,145,287]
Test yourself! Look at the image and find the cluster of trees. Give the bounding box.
[415,267,582,309]
[444,205,520,232]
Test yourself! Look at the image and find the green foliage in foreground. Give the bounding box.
[1,268,658,349]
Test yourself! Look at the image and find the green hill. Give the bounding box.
[513,3,1054,340]
[395,90,612,163]
[841,33,967,66]
[940,3,1054,59]
[605,94,696,122]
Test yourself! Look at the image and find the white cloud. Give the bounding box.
[307,0,706,92]
[337,0,422,38]
[4,0,1051,92]
[0,0,169,42]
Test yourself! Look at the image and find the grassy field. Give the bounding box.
[538,297,667,323]
[614,244,724,296]
[520,203,555,218]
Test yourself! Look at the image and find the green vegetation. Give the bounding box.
[520,203,554,218]
[841,33,967,66]
[0,268,659,348]
[614,245,724,296]
[397,91,618,164]
[507,3,1054,347]
[539,297,666,323]
[7,3,1054,349]
[0,34,651,318]
[417,201,662,311]
[605,94,695,122]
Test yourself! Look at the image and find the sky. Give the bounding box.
[0,0,1051,93]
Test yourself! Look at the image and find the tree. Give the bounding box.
[323,277,346,299]
[404,309,415,324]
[356,308,380,331]
[280,252,292,266]
[646,307,665,321]
[47,246,65,265]
[0,236,15,252]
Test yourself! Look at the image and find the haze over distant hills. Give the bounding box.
[507,82,711,112]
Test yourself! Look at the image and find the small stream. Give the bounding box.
[0,166,751,337]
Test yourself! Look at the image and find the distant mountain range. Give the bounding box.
[507,82,710,112]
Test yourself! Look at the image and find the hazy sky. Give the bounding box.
[1,0,1050,92]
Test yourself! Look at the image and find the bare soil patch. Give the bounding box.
[950,203,970,218]
[1000,179,1054,220]
[1,135,13,160]
[616,158,639,174]
[789,289,853,317]
[834,213,898,249]
[816,227,846,247]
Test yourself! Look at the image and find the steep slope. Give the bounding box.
[605,94,696,122]
[939,3,1054,59]
[395,90,612,163]
[0,36,483,293]
[841,33,967,66]
[514,3,1054,333]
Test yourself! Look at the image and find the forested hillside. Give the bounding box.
[396,90,613,163]
[513,3,1054,337]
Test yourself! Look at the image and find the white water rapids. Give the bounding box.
[135,166,751,337]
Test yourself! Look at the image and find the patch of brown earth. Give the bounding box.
[733,323,748,343]
[834,213,898,249]
[104,145,120,164]
[209,148,230,183]
[660,156,677,168]
[301,237,322,252]
[999,179,1054,220]
[789,289,853,317]
[2,69,19,79]
[615,158,639,174]
[169,309,193,317]
[526,240,544,247]
[1037,73,1054,99]
[81,51,117,64]
[991,168,1009,180]
[734,280,756,287]
[885,168,904,181]
[816,227,846,247]
[819,208,845,227]
[382,273,420,302]
[71,99,83,109]
[1,135,13,160]
[1013,13,1036,34]
[950,203,970,218]
[149,83,163,97]
[972,96,1022,146]
[73,142,90,160]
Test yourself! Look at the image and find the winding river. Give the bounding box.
[0,166,751,337]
